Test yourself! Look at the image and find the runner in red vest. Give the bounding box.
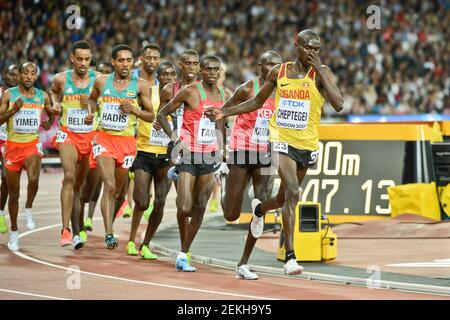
[157,55,227,272]
[221,50,283,280]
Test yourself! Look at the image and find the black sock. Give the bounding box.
[285,250,296,263]
[254,203,263,217]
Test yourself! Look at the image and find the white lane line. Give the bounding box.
[0,288,69,300]
[14,222,277,300]
[386,259,450,268]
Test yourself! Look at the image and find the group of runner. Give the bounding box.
[0,29,343,279]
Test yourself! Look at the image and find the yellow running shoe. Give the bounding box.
[208,198,218,212]
[140,244,157,260]
[0,215,8,234]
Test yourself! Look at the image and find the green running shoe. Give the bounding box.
[79,231,88,243]
[84,217,93,231]
[0,215,8,234]
[187,251,191,264]
[143,203,154,221]
[123,205,132,218]
[127,241,139,255]
[140,244,157,260]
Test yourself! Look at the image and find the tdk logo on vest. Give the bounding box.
[281,99,308,108]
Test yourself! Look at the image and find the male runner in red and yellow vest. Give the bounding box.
[206,30,344,276]
[158,55,227,272]
[0,62,54,252]
[85,44,155,250]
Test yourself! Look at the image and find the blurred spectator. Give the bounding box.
[0,0,448,117]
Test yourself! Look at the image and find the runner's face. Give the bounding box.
[201,61,221,85]
[158,66,177,87]
[296,38,321,66]
[141,49,161,74]
[71,49,91,76]
[260,56,282,79]
[112,50,134,78]
[3,67,19,87]
[20,64,37,89]
[179,55,199,81]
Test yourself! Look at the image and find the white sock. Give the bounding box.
[25,208,32,215]
[177,252,187,260]
[0,210,4,216]
[10,230,19,238]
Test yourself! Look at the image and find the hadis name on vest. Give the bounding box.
[279,89,310,100]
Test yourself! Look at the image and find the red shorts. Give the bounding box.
[52,127,96,161]
[4,139,43,172]
[88,145,97,169]
[93,131,136,169]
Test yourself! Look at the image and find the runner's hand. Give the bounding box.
[153,121,162,130]
[12,98,23,113]
[119,103,135,114]
[80,95,89,108]
[85,113,94,125]
[204,107,224,121]
[214,162,229,184]
[52,103,62,115]
[41,120,51,131]
[306,51,322,71]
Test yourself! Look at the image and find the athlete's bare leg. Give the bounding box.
[178,172,215,253]
[142,166,171,245]
[0,154,8,211]
[23,155,41,210]
[59,144,79,231]
[129,169,152,243]
[96,156,117,234]
[6,169,21,231]
[70,156,90,235]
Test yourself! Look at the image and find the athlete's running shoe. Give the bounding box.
[127,241,139,255]
[284,258,304,275]
[250,199,264,238]
[187,251,191,264]
[143,203,154,221]
[79,231,88,243]
[8,231,19,252]
[25,209,35,230]
[235,264,258,280]
[123,204,132,218]
[0,215,8,233]
[60,229,72,247]
[140,244,157,260]
[175,253,196,272]
[208,198,219,213]
[73,235,84,250]
[84,217,93,231]
[105,234,118,250]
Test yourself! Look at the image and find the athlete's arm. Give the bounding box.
[307,52,343,112]
[85,77,103,124]
[157,85,192,142]
[159,83,174,109]
[206,67,278,120]
[49,73,64,115]
[126,79,155,123]
[0,90,20,125]
[42,92,55,130]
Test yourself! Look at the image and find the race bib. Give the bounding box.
[275,98,310,130]
[251,117,270,145]
[149,122,172,146]
[197,117,216,145]
[122,155,135,169]
[272,141,288,154]
[92,144,104,158]
[0,123,7,140]
[55,130,68,143]
[100,103,128,131]
[67,108,94,133]
[36,142,44,155]
[13,109,41,133]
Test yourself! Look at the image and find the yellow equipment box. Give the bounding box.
[277,202,337,262]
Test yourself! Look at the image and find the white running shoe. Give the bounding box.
[8,231,19,252]
[25,209,35,230]
[250,199,264,238]
[284,258,304,275]
[235,264,259,280]
[73,235,84,250]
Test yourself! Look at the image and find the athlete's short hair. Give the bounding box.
[141,43,161,55]
[112,44,134,60]
[200,55,221,68]
[179,49,199,63]
[71,40,91,54]
[157,61,176,76]
[19,61,38,73]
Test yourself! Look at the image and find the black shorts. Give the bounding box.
[227,150,271,169]
[131,151,170,174]
[176,152,221,177]
[271,143,318,169]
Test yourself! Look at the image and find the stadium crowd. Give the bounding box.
[0,0,449,115]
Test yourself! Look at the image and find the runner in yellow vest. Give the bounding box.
[205,30,344,275]
[85,44,155,250]
[0,62,54,252]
